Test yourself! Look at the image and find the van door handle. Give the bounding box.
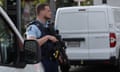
[63,38,85,42]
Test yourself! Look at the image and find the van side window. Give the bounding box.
[114,9,120,29]
[0,15,16,64]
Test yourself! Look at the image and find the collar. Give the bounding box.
[36,18,49,27]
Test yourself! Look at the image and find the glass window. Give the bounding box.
[114,9,120,29]
[0,15,16,64]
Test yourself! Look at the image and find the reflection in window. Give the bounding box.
[0,16,15,64]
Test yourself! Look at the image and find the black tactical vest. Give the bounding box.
[28,20,55,60]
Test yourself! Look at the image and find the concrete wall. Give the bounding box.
[94,0,120,6]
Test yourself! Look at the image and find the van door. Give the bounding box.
[0,14,18,72]
[56,10,89,60]
[88,10,110,59]
[0,8,44,72]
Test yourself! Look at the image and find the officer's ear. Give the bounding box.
[39,10,46,17]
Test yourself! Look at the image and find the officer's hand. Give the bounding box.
[59,56,63,63]
[47,35,58,42]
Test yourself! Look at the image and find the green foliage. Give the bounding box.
[81,0,93,6]
[56,0,93,8]
[40,0,47,3]
[33,0,47,5]
[22,0,47,7]
[0,0,4,7]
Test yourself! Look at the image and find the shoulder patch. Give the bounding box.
[28,26,32,31]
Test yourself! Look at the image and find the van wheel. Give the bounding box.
[117,51,120,71]
[118,54,120,71]
[60,64,70,72]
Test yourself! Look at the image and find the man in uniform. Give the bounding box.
[26,3,58,72]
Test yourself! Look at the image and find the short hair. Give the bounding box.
[36,3,49,15]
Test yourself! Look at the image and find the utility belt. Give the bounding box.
[41,47,60,61]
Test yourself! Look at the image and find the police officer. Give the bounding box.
[26,3,58,72]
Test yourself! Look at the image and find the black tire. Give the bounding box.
[60,64,70,72]
[118,52,120,71]
[116,50,120,71]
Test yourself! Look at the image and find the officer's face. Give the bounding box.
[43,6,52,19]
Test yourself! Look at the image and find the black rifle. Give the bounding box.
[47,23,70,72]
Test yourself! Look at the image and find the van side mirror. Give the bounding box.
[23,40,41,64]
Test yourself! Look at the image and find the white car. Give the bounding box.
[0,6,44,72]
[55,5,120,70]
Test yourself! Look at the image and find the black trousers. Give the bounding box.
[41,59,58,72]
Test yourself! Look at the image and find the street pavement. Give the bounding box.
[70,65,120,72]
[67,65,118,72]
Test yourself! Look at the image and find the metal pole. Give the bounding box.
[17,0,21,33]
[78,1,81,6]
[49,0,56,22]
[102,0,107,4]
[4,0,7,11]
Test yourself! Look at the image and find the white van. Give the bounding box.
[55,5,120,69]
[0,6,44,72]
